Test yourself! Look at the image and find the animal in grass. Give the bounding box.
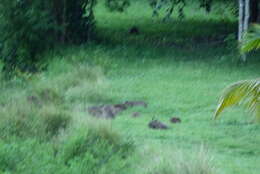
[124,101,147,108]
[88,101,148,119]
[129,26,140,35]
[170,117,181,123]
[88,104,127,119]
[148,117,168,130]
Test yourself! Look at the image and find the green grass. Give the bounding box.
[0,1,260,174]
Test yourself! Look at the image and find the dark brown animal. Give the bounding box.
[88,105,116,119]
[88,100,148,119]
[129,26,139,35]
[114,104,128,111]
[88,104,128,119]
[170,117,181,123]
[148,120,168,130]
[124,101,147,108]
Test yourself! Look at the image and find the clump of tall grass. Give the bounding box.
[31,59,111,105]
[58,126,134,173]
[174,146,216,174]
[0,100,71,140]
[146,145,217,174]
[0,116,135,174]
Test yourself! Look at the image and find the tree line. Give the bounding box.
[0,0,259,77]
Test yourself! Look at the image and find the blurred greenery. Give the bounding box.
[0,0,259,174]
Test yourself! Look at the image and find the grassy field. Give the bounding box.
[0,1,260,174]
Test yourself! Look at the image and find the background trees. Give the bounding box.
[0,0,259,76]
[0,0,96,75]
[250,0,259,23]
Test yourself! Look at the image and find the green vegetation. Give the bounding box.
[215,24,260,123]
[0,0,237,75]
[215,79,260,122]
[242,24,260,53]
[0,1,259,174]
[0,0,96,74]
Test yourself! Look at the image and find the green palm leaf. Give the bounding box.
[241,24,260,53]
[214,79,260,122]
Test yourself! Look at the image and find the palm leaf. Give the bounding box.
[241,24,260,53]
[214,79,260,122]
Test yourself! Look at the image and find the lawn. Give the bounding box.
[95,2,260,173]
[0,1,259,174]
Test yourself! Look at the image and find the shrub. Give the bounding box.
[0,0,96,75]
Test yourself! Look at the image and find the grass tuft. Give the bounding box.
[146,146,216,174]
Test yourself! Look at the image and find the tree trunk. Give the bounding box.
[244,0,250,32]
[241,0,250,62]
[238,0,245,42]
[238,0,250,62]
[61,0,67,43]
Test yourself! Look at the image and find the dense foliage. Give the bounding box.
[0,0,96,75]
[242,24,260,53]
[0,0,257,76]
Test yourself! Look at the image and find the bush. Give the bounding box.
[0,0,96,75]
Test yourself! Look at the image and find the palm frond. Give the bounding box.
[214,79,260,122]
[241,24,260,53]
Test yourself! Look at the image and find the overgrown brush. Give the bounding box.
[0,56,136,173]
[0,100,71,140]
[0,121,135,174]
